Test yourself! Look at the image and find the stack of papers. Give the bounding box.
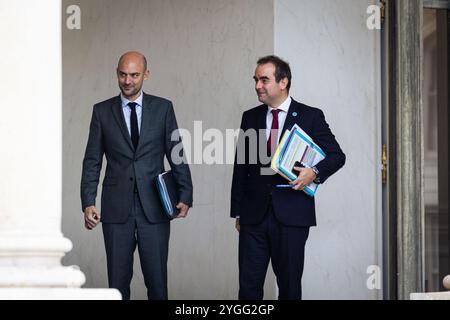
[271,124,326,197]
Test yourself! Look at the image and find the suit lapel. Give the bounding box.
[257,105,267,154]
[137,93,157,153]
[111,95,135,151]
[258,105,267,130]
[281,99,302,137]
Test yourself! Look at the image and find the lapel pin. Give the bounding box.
[292,112,298,117]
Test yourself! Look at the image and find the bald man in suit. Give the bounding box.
[81,52,193,300]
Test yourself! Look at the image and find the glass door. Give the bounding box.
[423,6,449,292]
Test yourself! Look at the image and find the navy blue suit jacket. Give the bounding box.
[231,99,345,227]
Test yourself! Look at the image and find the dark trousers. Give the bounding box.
[238,206,309,300]
[102,192,170,300]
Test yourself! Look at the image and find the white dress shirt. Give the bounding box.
[121,91,143,135]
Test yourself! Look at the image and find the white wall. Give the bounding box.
[62,0,274,299]
[275,0,382,299]
[62,0,382,300]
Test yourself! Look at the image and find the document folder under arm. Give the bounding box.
[271,124,326,197]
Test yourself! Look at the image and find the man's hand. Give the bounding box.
[290,167,317,191]
[84,206,101,230]
[235,218,240,233]
[176,202,189,218]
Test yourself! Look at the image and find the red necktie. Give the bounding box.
[267,109,281,156]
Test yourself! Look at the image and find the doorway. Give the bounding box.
[423,5,450,292]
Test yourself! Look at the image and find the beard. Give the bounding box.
[120,84,141,98]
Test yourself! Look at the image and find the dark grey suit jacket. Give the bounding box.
[81,93,193,223]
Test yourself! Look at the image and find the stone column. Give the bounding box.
[396,0,424,300]
[0,0,119,299]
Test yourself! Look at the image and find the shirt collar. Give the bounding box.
[121,91,143,108]
[267,96,292,114]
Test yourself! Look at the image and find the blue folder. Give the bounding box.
[155,170,180,219]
